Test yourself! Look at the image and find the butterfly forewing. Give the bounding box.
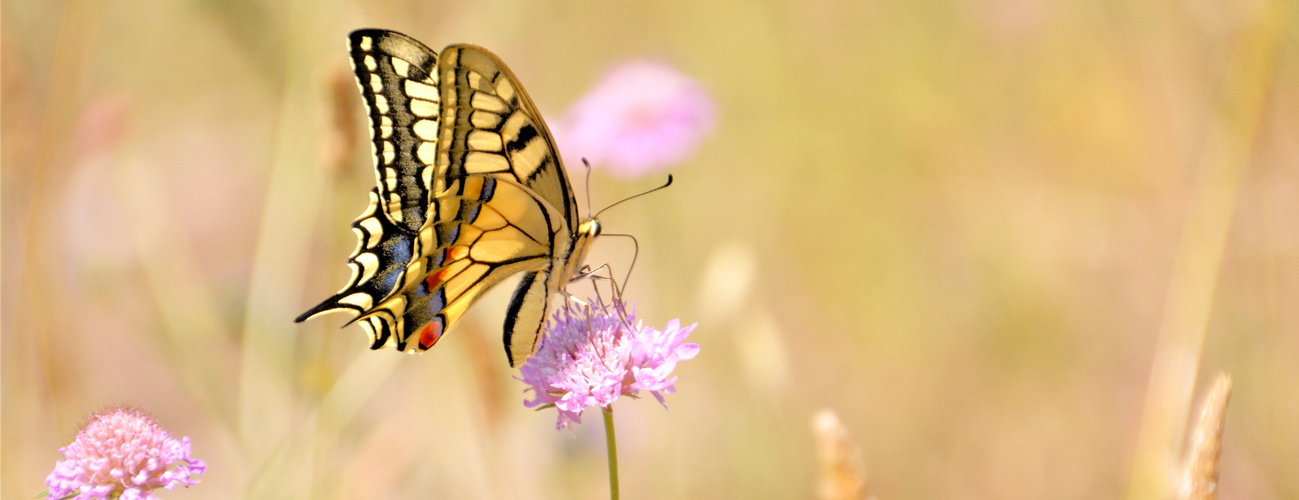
[437,45,579,226]
[347,30,442,233]
[369,177,555,352]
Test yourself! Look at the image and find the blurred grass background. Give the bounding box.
[3,0,1297,498]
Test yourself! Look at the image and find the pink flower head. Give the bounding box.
[519,298,700,429]
[554,60,715,177]
[46,408,205,500]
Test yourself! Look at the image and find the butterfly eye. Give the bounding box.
[590,221,602,237]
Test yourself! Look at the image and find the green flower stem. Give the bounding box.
[603,406,620,500]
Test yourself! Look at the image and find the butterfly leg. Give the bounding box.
[571,263,640,330]
[560,289,590,307]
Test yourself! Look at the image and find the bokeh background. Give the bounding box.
[4,1,1297,498]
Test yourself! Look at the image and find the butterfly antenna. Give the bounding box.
[593,174,674,219]
[582,158,594,217]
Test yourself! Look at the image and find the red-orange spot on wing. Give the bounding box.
[419,319,444,349]
[435,246,468,268]
[425,267,451,290]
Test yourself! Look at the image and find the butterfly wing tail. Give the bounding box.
[297,188,415,349]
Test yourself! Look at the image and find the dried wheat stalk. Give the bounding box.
[813,409,874,500]
[1176,373,1233,500]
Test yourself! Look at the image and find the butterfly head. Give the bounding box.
[580,219,602,238]
[571,218,601,268]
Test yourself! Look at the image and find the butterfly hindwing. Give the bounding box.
[502,269,558,366]
[366,176,555,351]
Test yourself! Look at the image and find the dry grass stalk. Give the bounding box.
[1125,1,1286,496]
[1176,373,1233,500]
[813,409,873,500]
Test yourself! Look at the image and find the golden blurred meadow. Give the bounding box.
[4,0,1298,498]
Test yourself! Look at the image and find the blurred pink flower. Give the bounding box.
[519,297,700,429]
[554,60,715,177]
[46,408,205,500]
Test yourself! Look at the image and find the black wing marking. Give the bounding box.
[295,188,414,349]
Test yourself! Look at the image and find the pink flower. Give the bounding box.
[554,60,715,177]
[519,298,700,429]
[46,408,205,500]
